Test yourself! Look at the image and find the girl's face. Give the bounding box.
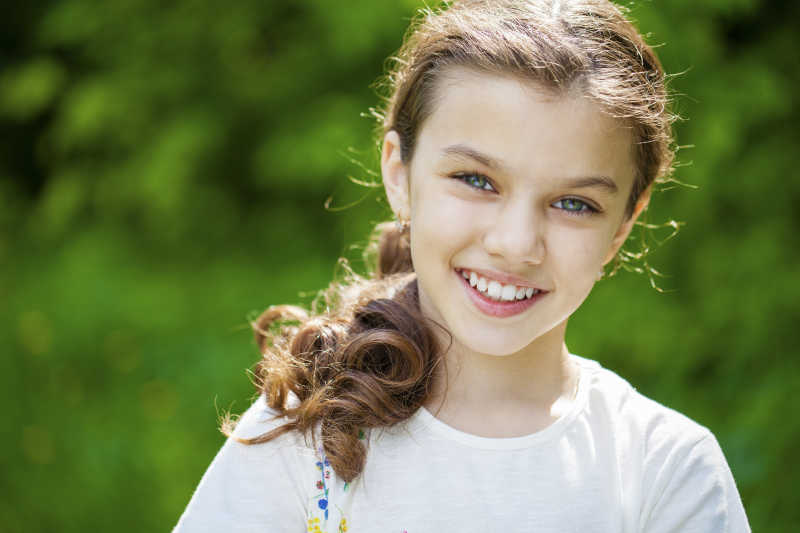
[382,67,650,356]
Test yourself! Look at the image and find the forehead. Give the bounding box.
[413,67,636,191]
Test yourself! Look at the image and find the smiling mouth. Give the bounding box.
[455,268,548,318]
[456,268,543,301]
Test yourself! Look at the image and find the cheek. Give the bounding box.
[410,185,488,250]
[548,226,614,275]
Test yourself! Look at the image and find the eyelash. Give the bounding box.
[551,198,599,216]
[451,171,495,192]
[449,171,600,216]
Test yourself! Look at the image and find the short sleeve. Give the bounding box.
[640,432,751,533]
[172,394,313,533]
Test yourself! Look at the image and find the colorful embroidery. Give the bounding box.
[307,429,369,532]
[309,444,345,532]
[307,517,322,533]
[314,451,331,520]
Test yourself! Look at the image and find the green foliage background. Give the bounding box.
[2,0,796,530]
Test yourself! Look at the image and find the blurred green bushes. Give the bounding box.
[1,0,797,530]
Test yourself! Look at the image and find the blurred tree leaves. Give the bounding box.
[0,57,66,120]
[1,0,797,531]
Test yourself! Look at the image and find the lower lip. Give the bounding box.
[456,270,546,318]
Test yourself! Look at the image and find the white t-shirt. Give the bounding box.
[173,354,751,532]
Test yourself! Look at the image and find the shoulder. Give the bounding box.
[231,393,311,446]
[574,354,712,448]
[572,355,751,532]
[173,393,321,532]
[225,393,323,486]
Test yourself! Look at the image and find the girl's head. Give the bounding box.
[376,0,674,355]
[239,0,676,483]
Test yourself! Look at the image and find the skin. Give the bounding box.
[382,67,651,437]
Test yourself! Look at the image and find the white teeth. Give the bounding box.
[501,284,517,301]
[461,269,541,302]
[487,280,502,299]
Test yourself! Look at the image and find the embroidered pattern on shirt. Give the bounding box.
[306,428,371,533]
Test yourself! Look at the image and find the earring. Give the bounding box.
[395,216,410,232]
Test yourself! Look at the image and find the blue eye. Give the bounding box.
[453,172,495,192]
[552,198,597,215]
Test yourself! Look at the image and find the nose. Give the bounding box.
[481,199,545,265]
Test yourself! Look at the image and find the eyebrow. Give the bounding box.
[441,143,619,194]
[561,175,619,194]
[442,144,509,173]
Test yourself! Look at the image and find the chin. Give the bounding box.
[450,325,535,357]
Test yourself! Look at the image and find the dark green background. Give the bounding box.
[2,0,796,530]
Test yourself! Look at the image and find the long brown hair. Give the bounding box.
[223,0,676,483]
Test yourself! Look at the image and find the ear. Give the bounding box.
[603,185,652,266]
[381,130,411,219]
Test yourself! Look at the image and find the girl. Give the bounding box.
[175,1,750,531]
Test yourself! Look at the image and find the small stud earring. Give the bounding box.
[395,216,410,232]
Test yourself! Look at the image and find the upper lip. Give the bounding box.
[457,267,547,290]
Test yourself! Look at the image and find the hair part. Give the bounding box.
[222,223,439,482]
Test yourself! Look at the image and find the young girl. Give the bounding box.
[175,1,750,531]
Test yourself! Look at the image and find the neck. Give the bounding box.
[423,320,579,432]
